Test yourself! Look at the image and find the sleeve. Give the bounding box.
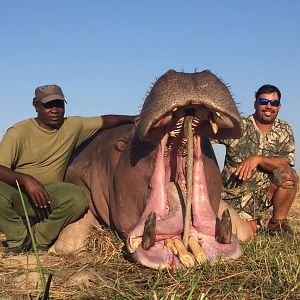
[210,138,233,146]
[0,127,22,169]
[75,116,103,147]
[278,124,295,166]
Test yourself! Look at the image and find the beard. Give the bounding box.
[255,108,279,124]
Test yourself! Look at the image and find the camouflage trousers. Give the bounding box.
[222,166,299,225]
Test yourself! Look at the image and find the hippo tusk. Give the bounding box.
[188,237,206,264]
[174,239,194,267]
[216,208,232,244]
[182,115,194,248]
[141,211,157,250]
[209,117,219,134]
[212,112,236,129]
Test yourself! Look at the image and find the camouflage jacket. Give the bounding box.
[214,115,295,220]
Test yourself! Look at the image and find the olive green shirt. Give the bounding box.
[0,116,103,184]
[213,115,295,220]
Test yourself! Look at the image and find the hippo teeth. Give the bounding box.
[209,117,219,134]
[166,117,201,156]
[215,111,224,120]
[141,212,157,250]
[169,128,181,137]
[215,208,232,244]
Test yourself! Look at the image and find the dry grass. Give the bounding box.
[1,188,299,299]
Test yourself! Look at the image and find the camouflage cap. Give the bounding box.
[33,84,65,104]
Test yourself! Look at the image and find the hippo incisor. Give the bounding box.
[50,70,249,269]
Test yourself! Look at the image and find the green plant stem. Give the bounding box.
[16,180,46,290]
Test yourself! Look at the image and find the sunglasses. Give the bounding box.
[257,98,281,107]
[41,100,65,109]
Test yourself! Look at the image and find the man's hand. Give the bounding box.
[235,155,290,181]
[0,165,50,208]
[21,174,50,208]
[235,156,260,180]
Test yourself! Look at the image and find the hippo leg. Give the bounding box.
[49,209,99,255]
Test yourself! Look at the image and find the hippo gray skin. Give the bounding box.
[51,70,243,269]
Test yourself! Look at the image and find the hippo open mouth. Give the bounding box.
[125,70,243,269]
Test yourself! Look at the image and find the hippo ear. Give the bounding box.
[115,137,129,152]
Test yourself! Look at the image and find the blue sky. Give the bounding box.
[1,1,299,170]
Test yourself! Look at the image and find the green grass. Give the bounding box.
[0,226,299,299]
[1,190,300,299]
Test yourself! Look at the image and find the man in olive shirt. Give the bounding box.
[0,84,137,255]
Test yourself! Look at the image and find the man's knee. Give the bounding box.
[53,183,89,217]
[66,185,89,218]
[270,166,299,190]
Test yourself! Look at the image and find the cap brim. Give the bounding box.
[40,94,66,103]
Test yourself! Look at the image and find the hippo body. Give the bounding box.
[53,70,244,269]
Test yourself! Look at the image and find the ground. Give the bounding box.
[0,186,299,299]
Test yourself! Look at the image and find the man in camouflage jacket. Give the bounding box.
[215,84,298,237]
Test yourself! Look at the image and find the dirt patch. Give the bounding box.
[0,227,123,299]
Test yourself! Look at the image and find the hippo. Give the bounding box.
[50,69,246,269]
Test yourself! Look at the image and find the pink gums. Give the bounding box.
[126,133,241,268]
[191,136,217,236]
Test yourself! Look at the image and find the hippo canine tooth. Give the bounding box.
[141,212,156,250]
[216,208,232,244]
